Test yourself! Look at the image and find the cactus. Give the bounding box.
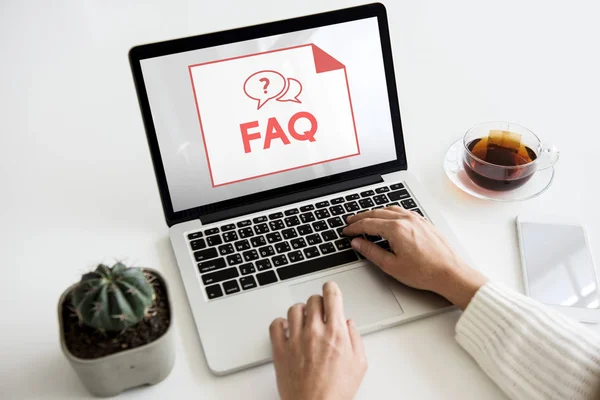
[71,262,155,332]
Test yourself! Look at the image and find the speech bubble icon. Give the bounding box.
[276,78,303,104]
[243,70,286,110]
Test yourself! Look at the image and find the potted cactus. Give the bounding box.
[58,262,175,397]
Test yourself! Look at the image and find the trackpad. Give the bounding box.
[289,267,404,327]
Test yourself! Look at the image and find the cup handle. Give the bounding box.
[536,143,560,170]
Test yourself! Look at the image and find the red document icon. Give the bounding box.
[189,44,359,187]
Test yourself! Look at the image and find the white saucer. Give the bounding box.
[444,139,555,202]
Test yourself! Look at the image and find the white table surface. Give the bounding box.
[2,0,600,398]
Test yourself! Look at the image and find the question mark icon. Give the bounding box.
[259,77,270,94]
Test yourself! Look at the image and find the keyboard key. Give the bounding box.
[390,183,404,190]
[205,228,219,235]
[272,254,288,267]
[319,242,336,254]
[223,231,238,243]
[226,253,243,266]
[284,208,299,216]
[331,197,345,205]
[234,239,250,252]
[372,206,383,210]
[223,280,240,295]
[239,263,256,275]
[188,232,203,240]
[300,205,315,212]
[190,238,207,250]
[329,205,345,216]
[290,237,307,249]
[202,267,239,285]
[344,202,360,212]
[401,198,417,209]
[236,220,251,227]
[240,276,258,290]
[315,209,331,219]
[198,257,227,274]
[321,230,337,242]
[358,198,374,208]
[335,238,352,251]
[258,245,275,258]
[312,221,328,232]
[388,189,410,201]
[251,236,267,247]
[205,284,223,299]
[239,227,254,238]
[327,217,344,228]
[375,186,390,193]
[221,224,236,232]
[256,259,272,271]
[277,250,359,281]
[303,246,320,259]
[297,224,313,236]
[345,194,359,201]
[269,220,285,230]
[412,208,424,217]
[288,250,305,263]
[387,202,400,207]
[366,234,382,242]
[253,216,268,223]
[206,235,222,246]
[218,243,235,256]
[256,270,278,286]
[266,231,283,243]
[360,190,375,197]
[316,201,330,208]
[254,223,269,234]
[284,216,300,227]
[269,212,283,220]
[342,213,355,223]
[306,233,323,246]
[243,249,259,262]
[275,242,291,253]
[377,240,391,251]
[282,228,298,239]
[373,195,389,205]
[194,248,219,262]
[300,212,316,223]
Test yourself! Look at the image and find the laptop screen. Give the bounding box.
[140,16,397,213]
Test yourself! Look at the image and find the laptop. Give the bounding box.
[129,3,470,375]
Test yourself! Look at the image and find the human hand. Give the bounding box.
[343,207,487,310]
[269,282,367,400]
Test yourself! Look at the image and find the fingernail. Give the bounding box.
[351,238,361,251]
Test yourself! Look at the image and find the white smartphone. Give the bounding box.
[516,213,600,323]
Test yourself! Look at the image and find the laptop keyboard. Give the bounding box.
[187,182,426,300]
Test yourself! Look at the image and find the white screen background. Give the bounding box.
[141,17,397,212]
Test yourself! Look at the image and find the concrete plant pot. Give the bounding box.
[58,268,175,397]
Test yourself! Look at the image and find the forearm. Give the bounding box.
[431,262,488,310]
[456,282,600,400]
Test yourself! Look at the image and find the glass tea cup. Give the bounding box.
[462,121,559,192]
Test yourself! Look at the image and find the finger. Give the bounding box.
[269,318,288,362]
[351,237,395,268]
[343,218,391,238]
[347,319,366,357]
[347,207,410,224]
[322,281,346,325]
[305,294,324,326]
[287,303,305,340]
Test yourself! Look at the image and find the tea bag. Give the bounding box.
[473,130,532,163]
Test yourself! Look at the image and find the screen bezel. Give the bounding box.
[516,213,600,323]
[129,3,407,226]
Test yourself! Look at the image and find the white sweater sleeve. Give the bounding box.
[455,282,600,400]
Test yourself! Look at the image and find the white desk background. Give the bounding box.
[2,0,599,398]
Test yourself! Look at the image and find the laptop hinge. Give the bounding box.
[200,174,384,225]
